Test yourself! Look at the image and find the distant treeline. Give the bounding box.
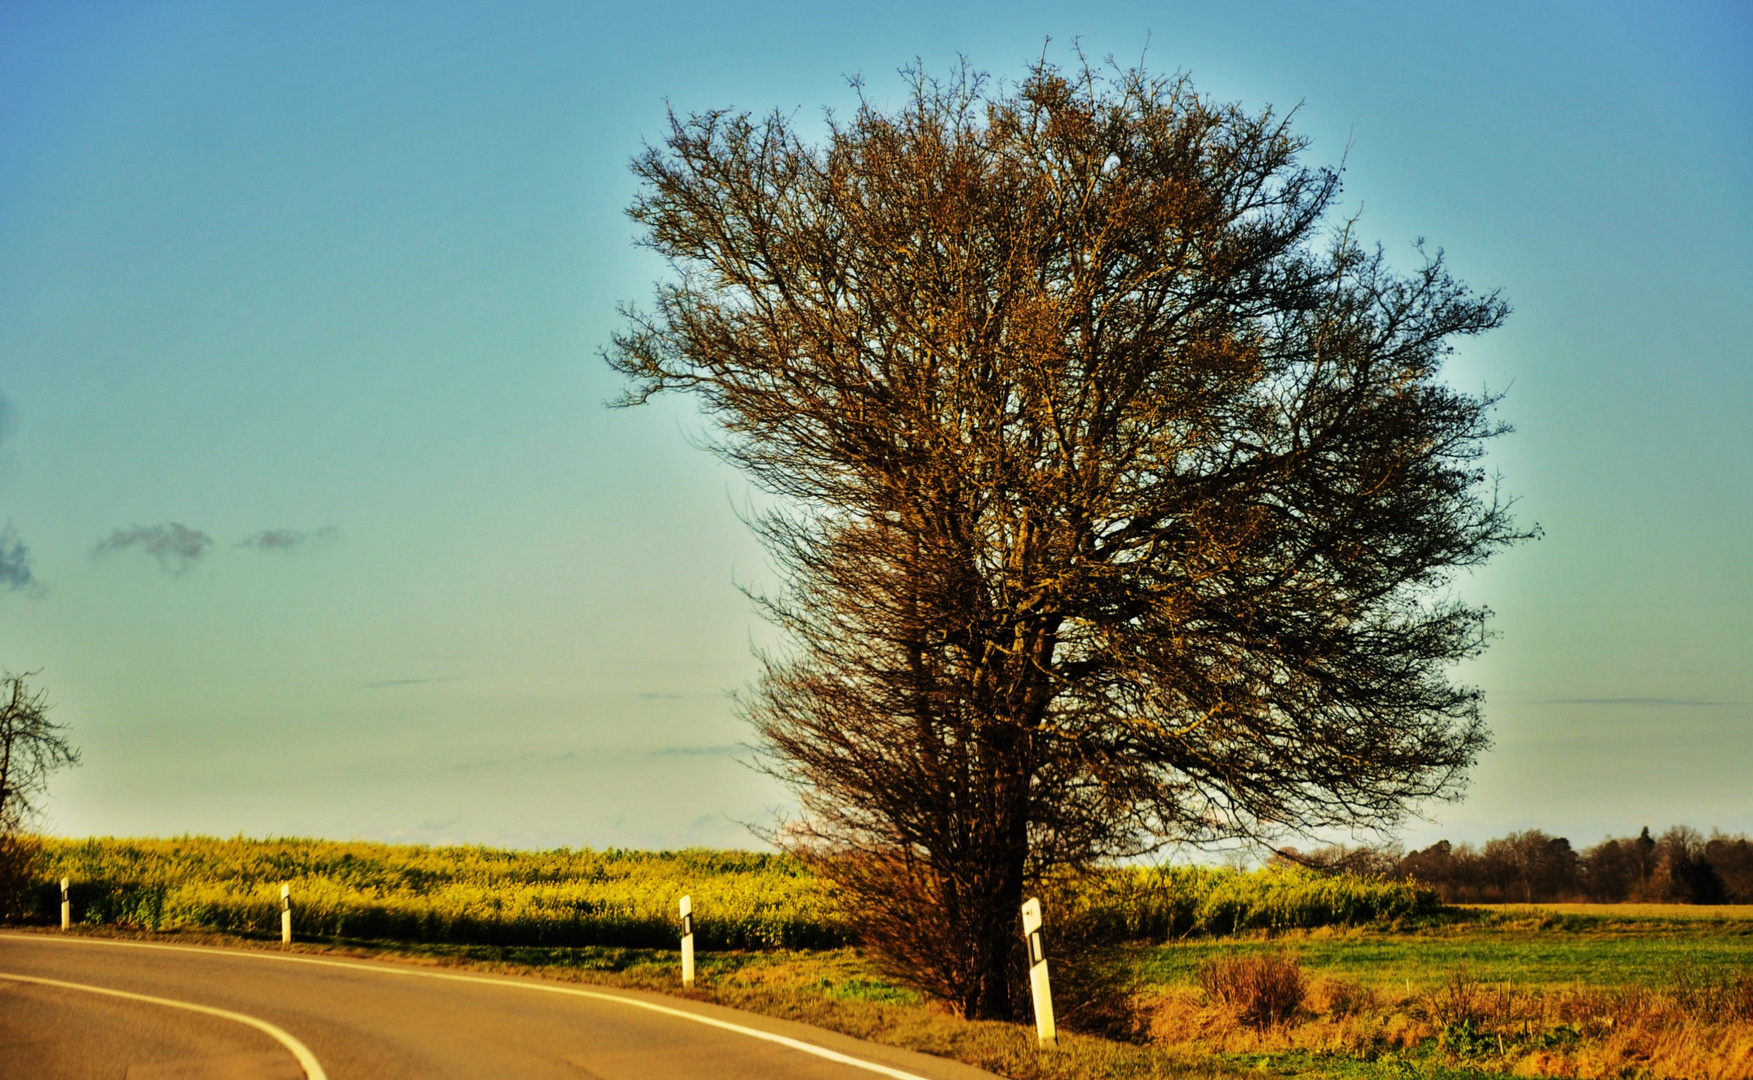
[1283,826,1753,905]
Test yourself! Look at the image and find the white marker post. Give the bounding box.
[1021,897,1057,1049]
[679,894,695,988]
[280,883,292,944]
[60,877,70,930]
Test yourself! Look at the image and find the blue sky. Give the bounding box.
[1,1,1748,852]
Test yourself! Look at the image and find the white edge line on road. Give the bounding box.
[0,934,939,1080]
[0,969,328,1080]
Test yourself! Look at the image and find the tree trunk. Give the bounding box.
[969,840,1028,1019]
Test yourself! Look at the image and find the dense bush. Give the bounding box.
[0,834,41,921]
[1056,864,1439,940]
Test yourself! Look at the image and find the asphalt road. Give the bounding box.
[0,933,998,1080]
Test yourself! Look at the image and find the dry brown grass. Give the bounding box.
[1514,979,1753,1080]
[1304,975,1379,1019]
[1142,960,1753,1079]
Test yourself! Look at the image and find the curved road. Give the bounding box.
[0,933,997,1080]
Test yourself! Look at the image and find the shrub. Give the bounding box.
[0,833,42,921]
[1196,951,1306,1027]
[1308,976,1379,1018]
[1429,965,1491,1027]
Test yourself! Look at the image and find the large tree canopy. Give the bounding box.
[611,61,1528,1019]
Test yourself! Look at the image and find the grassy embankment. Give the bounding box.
[14,837,1753,1080]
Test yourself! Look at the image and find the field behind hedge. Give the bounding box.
[21,836,1438,949]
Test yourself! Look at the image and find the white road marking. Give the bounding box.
[0,969,327,1080]
[0,934,942,1080]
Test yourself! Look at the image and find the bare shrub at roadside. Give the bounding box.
[1044,942,1150,1043]
[0,833,42,921]
[1427,964,1491,1027]
[832,859,1149,1041]
[1196,952,1306,1028]
[1030,880,1152,1042]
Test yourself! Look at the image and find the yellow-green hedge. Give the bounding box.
[24,837,1437,948]
[32,837,842,948]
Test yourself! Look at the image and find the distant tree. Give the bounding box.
[1704,833,1753,903]
[1579,836,1635,902]
[1272,842,1401,878]
[1632,825,1660,891]
[1396,826,1751,905]
[1480,830,1578,903]
[612,59,1529,1019]
[1398,840,1461,893]
[0,672,79,917]
[1658,826,1727,904]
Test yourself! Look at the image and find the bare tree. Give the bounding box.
[610,58,1530,1019]
[0,672,78,834]
[0,672,78,917]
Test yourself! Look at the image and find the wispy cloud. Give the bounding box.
[0,524,40,595]
[236,526,338,551]
[1534,697,1745,707]
[452,750,585,772]
[649,744,740,758]
[93,523,214,574]
[359,676,462,689]
[0,397,40,596]
[638,691,684,700]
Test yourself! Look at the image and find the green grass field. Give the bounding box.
[1137,917,1753,990]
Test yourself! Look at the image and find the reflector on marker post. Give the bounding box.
[679,894,695,988]
[60,876,70,930]
[1021,897,1056,1048]
[280,883,292,944]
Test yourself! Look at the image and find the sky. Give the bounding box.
[1,1,1748,854]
